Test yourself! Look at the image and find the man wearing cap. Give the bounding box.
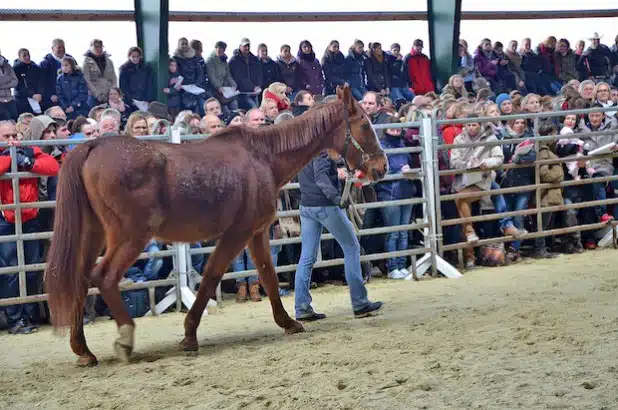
[0,118,59,334]
[578,33,613,80]
[206,41,239,113]
[228,38,263,110]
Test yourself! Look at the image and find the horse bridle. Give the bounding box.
[340,102,384,174]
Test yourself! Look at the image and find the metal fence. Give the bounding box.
[0,118,456,317]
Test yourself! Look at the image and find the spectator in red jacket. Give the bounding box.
[405,39,435,96]
[0,118,59,334]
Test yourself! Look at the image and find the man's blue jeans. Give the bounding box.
[351,87,367,101]
[503,192,532,250]
[294,206,369,316]
[390,87,415,103]
[0,219,41,326]
[233,245,281,284]
[490,181,515,231]
[380,204,413,271]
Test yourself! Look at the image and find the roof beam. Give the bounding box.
[1,9,617,22]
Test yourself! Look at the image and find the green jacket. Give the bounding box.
[205,51,236,90]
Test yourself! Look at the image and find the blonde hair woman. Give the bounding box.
[441,74,468,99]
[262,82,291,111]
[125,113,149,137]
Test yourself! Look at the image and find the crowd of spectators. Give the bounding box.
[0,31,617,334]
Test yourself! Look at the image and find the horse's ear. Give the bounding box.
[341,85,356,113]
[336,86,343,99]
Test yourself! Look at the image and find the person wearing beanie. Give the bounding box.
[0,119,59,334]
[495,93,513,115]
[221,110,243,127]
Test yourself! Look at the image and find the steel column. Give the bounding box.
[134,0,169,103]
[427,0,462,91]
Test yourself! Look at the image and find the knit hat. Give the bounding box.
[24,115,56,140]
[560,126,574,135]
[496,93,511,109]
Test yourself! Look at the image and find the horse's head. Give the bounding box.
[333,85,388,182]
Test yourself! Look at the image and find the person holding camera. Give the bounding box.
[0,117,59,334]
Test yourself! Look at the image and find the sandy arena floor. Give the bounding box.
[1,250,617,409]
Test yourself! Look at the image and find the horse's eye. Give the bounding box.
[361,123,371,130]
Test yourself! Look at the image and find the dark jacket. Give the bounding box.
[366,52,390,92]
[166,71,183,109]
[259,57,282,90]
[12,60,44,100]
[297,52,324,95]
[276,56,302,91]
[344,50,368,90]
[555,50,579,82]
[321,50,346,95]
[521,50,543,74]
[374,134,416,201]
[299,152,341,207]
[55,71,89,118]
[119,60,155,103]
[579,45,613,78]
[385,53,409,88]
[174,52,206,89]
[228,49,262,93]
[39,53,72,103]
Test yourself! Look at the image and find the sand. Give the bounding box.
[1,250,618,409]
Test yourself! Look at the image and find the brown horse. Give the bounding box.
[44,85,388,366]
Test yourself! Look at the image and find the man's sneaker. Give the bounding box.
[502,226,527,239]
[8,319,36,335]
[466,233,480,243]
[532,248,558,259]
[465,261,477,270]
[584,240,597,250]
[388,269,407,279]
[296,311,327,322]
[399,268,410,277]
[354,301,383,318]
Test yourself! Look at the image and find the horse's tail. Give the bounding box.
[45,143,96,334]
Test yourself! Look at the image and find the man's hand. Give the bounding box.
[50,95,58,103]
[337,168,348,180]
[33,94,42,102]
[66,106,74,113]
[479,162,489,171]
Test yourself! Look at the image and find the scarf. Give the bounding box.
[298,51,316,62]
[174,47,196,60]
[505,50,522,67]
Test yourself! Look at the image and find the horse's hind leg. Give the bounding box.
[91,237,147,363]
[70,214,103,367]
[182,230,253,352]
[248,230,304,334]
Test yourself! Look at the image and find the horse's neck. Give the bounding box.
[272,137,332,187]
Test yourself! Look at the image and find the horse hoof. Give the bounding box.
[114,324,135,363]
[284,320,306,335]
[77,355,99,367]
[180,337,199,352]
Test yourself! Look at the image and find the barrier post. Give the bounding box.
[148,129,200,315]
[9,146,28,298]
[412,118,462,278]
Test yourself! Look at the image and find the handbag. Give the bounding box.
[278,191,301,238]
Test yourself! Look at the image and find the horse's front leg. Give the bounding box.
[247,229,305,334]
[182,231,253,351]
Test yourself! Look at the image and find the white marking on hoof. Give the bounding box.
[114,324,135,363]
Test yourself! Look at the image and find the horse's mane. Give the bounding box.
[210,102,343,154]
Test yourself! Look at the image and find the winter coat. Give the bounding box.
[385,53,409,88]
[206,52,237,90]
[405,50,434,95]
[473,48,497,79]
[365,52,390,92]
[555,50,579,82]
[39,53,72,103]
[321,51,346,95]
[55,71,89,118]
[344,50,368,90]
[537,144,564,207]
[298,152,341,207]
[521,50,543,75]
[228,49,262,93]
[173,50,206,89]
[579,45,613,78]
[581,117,618,176]
[450,125,504,192]
[0,57,18,103]
[611,44,618,67]
[536,44,558,76]
[0,146,59,223]
[166,71,183,110]
[501,139,536,189]
[460,53,476,83]
[119,60,155,103]
[12,60,44,101]
[297,52,324,95]
[276,56,302,92]
[259,57,282,90]
[374,134,416,201]
[82,51,117,102]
